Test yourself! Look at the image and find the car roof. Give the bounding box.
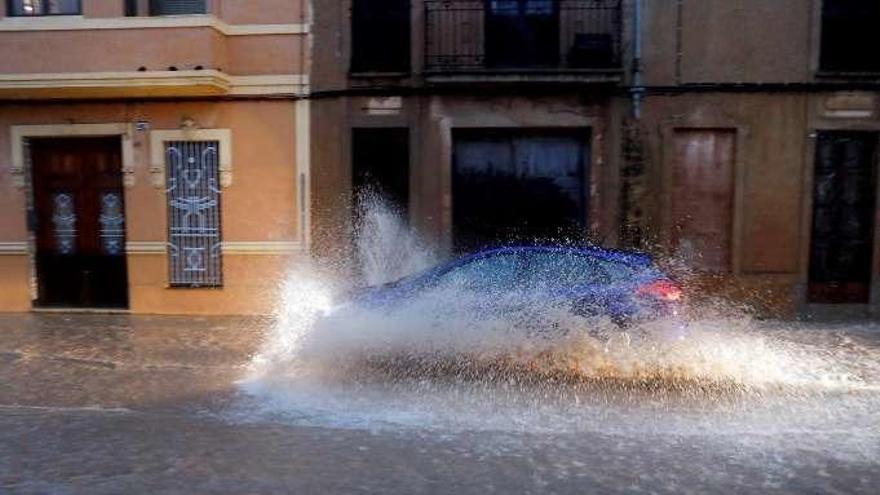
[464,245,654,267]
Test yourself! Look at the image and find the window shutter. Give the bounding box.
[150,0,206,16]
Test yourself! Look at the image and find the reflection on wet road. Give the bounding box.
[1,314,879,494]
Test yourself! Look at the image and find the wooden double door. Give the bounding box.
[31,137,129,309]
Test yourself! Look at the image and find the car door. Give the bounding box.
[431,252,525,313]
[519,251,618,314]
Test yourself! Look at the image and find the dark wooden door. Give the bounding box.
[809,131,878,304]
[31,137,129,308]
[671,129,736,272]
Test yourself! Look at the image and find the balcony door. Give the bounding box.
[485,0,560,68]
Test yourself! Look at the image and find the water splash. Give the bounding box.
[241,195,879,434]
[354,189,437,286]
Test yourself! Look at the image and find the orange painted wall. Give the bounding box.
[0,100,303,314]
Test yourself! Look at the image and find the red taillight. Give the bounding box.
[637,280,683,302]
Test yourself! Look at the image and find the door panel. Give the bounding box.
[671,129,736,271]
[809,131,878,304]
[31,137,129,308]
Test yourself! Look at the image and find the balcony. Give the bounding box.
[0,13,308,99]
[424,0,622,82]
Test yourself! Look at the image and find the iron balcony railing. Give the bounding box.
[424,0,622,73]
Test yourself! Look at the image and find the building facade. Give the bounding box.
[0,0,310,314]
[310,0,880,317]
[1,0,878,317]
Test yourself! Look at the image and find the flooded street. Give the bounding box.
[1,313,879,494]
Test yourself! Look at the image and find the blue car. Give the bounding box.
[341,246,685,337]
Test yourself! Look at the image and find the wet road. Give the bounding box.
[1,313,879,494]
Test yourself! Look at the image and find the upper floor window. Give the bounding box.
[7,0,80,16]
[351,0,411,73]
[820,0,880,73]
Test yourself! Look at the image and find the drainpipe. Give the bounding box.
[630,0,645,120]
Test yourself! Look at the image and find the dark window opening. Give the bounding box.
[809,131,878,304]
[820,0,880,73]
[149,0,206,16]
[453,129,589,252]
[352,128,410,216]
[7,0,80,16]
[124,0,138,16]
[351,0,411,72]
[485,0,559,68]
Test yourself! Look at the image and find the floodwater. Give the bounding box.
[0,313,878,494]
[3,200,880,494]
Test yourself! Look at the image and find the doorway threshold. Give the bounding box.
[32,307,130,315]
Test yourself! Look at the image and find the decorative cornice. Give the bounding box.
[0,71,310,98]
[0,15,308,36]
[0,240,303,256]
[127,241,303,255]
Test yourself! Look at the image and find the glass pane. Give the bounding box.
[98,192,125,256]
[10,0,80,15]
[525,0,554,15]
[51,192,77,255]
[489,1,519,15]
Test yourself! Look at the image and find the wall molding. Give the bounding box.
[126,241,166,254]
[0,15,308,36]
[227,74,309,96]
[9,123,136,188]
[126,241,303,255]
[0,242,28,255]
[0,71,310,98]
[222,241,304,254]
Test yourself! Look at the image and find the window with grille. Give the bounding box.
[149,0,205,16]
[165,141,223,287]
[7,0,80,16]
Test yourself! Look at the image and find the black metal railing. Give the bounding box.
[425,0,622,73]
